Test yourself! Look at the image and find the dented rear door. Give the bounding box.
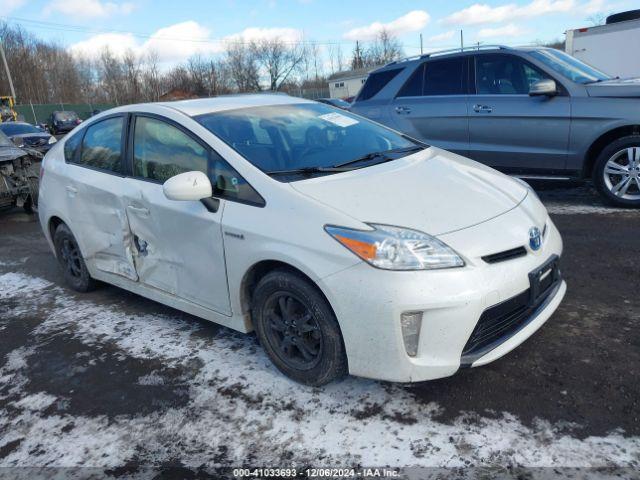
[63,114,138,281]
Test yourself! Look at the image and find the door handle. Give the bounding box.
[65,186,77,197]
[395,106,412,115]
[128,206,150,217]
[473,104,493,113]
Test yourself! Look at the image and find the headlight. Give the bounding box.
[48,136,57,144]
[325,224,464,270]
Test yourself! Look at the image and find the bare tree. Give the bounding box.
[225,42,261,92]
[367,29,403,65]
[328,44,345,74]
[587,13,607,26]
[141,51,162,102]
[251,38,306,91]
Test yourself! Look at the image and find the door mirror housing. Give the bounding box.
[163,171,212,201]
[529,79,558,97]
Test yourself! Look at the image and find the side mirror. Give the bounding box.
[529,79,557,97]
[163,171,212,201]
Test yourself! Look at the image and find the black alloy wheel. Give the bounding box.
[253,269,347,386]
[262,292,323,371]
[53,223,96,292]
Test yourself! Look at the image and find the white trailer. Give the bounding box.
[566,13,640,79]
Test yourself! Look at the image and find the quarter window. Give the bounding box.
[133,116,208,183]
[357,68,402,101]
[475,54,549,95]
[211,151,265,206]
[64,131,82,163]
[79,117,123,172]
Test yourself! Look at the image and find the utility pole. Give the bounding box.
[420,33,423,55]
[0,41,16,100]
[460,30,464,51]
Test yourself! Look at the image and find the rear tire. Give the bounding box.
[593,135,640,208]
[252,269,347,386]
[53,224,96,292]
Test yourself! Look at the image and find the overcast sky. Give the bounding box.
[1,0,633,64]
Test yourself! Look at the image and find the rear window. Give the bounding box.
[357,68,402,101]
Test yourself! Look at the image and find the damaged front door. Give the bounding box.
[124,115,231,315]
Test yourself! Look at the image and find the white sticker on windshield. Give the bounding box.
[319,112,359,128]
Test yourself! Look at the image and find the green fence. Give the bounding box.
[14,103,117,125]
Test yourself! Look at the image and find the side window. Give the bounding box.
[423,58,465,96]
[397,64,425,97]
[133,116,208,183]
[63,131,82,163]
[211,151,265,206]
[357,68,402,101]
[475,54,549,95]
[79,117,123,172]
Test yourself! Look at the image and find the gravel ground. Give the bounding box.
[0,184,638,478]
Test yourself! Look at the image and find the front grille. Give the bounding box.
[462,256,561,363]
[482,246,527,264]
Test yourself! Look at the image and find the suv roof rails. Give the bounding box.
[384,45,513,67]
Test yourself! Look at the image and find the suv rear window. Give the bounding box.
[398,58,466,97]
[357,68,402,101]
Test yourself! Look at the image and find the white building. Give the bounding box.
[328,67,375,99]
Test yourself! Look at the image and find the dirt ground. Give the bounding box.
[0,184,638,478]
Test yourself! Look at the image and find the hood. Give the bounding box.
[0,145,28,163]
[585,77,640,98]
[291,147,528,236]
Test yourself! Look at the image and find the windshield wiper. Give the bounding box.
[333,145,425,168]
[266,166,351,177]
[266,145,426,178]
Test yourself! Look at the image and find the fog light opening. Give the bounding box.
[401,311,423,357]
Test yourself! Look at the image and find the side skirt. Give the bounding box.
[91,269,252,334]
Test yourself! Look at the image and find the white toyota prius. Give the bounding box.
[39,94,566,386]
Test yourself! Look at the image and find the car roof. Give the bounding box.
[372,45,544,74]
[153,94,314,117]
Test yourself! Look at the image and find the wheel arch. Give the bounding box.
[48,215,65,242]
[239,259,339,332]
[583,125,640,177]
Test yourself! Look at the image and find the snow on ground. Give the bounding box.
[0,271,638,469]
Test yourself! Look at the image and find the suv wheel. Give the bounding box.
[593,135,640,207]
[53,224,96,292]
[252,269,347,386]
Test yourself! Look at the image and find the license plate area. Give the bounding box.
[528,255,560,305]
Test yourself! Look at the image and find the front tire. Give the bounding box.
[252,269,347,386]
[593,135,640,207]
[53,224,96,292]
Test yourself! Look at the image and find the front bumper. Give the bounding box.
[319,211,565,383]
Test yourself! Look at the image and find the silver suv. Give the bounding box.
[350,45,640,207]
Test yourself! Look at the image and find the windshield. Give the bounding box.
[0,123,41,136]
[529,49,611,84]
[55,111,79,121]
[196,103,420,180]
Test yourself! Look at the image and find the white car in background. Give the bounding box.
[38,95,566,386]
